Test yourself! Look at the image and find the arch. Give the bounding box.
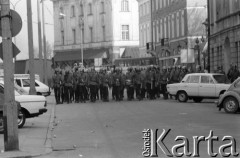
[223,37,231,73]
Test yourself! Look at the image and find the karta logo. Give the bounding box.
[142,129,239,157]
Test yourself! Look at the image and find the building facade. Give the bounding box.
[138,0,152,57]
[209,0,240,73]
[52,0,139,67]
[138,0,207,69]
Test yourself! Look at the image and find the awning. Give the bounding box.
[121,47,140,58]
[202,42,208,54]
[54,48,108,62]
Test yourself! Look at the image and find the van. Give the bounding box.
[0,74,51,97]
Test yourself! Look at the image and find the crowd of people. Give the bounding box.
[52,63,237,104]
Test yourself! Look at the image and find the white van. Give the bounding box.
[0,74,51,97]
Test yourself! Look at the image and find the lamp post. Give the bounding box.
[79,17,84,66]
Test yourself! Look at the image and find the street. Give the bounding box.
[41,97,240,158]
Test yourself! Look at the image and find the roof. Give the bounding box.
[54,48,108,62]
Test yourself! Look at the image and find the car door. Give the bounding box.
[199,75,216,97]
[185,75,200,96]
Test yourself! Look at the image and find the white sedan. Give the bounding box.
[0,83,47,128]
[167,73,231,103]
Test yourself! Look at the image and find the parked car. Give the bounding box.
[217,77,240,113]
[167,73,231,103]
[0,91,25,132]
[0,74,51,97]
[0,82,47,128]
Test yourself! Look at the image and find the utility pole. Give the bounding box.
[1,0,19,151]
[27,0,36,95]
[42,0,48,85]
[37,0,43,82]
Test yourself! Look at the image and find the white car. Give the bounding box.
[0,83,47,128]
[0,74,51,97]
[167,73,231,103]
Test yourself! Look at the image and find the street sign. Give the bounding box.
[0,9,22,37]
[0,43,20,59]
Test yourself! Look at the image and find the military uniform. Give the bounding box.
[52,71,62,104]
[160,67,168,100]
[125,69,135,100]
[134,69,145,100]
[145,68,155,100]
[99,70,109,102]
[112,70,122,101]
[88,70,99,102]
[73,69,79,102]
[78,70,88,103]
[64,71,73,103]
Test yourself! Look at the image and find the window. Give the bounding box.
[181,10,185,36]
[22,79,39,87]
[201,76,210,84]
[121,0,129,12]
[71,5,75,17]
[171,14,175,38]
[61,31,64,45]
[59,7,64,19]
[176,12,180,37]
[88,3,92,15]
[89,27,93,42]
[80,4,84,16]
[101,1,105,13]
[122,25,129,40]
[189,76,200,83]
[72,29,76,44]
[16,79,22,87]
[102,26,106,41]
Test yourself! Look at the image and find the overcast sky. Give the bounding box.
[10,0,54,60]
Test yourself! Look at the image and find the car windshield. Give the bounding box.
[213,75,229,84]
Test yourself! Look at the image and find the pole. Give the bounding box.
[150,0,153,48]
[37,0,43,82]
[1,0,19,151]
[207,0,210,72]
[80,19,84,66]
[27,0,36,95]
[42,0,48,85]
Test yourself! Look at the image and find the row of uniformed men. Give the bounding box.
[52,65,191,104]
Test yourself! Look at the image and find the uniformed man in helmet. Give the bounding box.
[160,66,168,99]
[52,69,62,104]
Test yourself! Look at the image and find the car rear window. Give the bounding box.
[213,75,229,84]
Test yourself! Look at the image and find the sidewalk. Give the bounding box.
[0,94,56,158]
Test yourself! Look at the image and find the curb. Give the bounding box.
[0,98,56,158]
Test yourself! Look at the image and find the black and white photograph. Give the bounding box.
[0,0,240,157]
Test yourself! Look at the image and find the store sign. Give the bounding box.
[181,49,195,63]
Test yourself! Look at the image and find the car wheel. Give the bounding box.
[18,110,26,128]
[177,91,188,102]
[193,97,203,103]
[223,97,239,113]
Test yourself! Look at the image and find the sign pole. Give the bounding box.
[1,0,19,151]
[27,0,36,95]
